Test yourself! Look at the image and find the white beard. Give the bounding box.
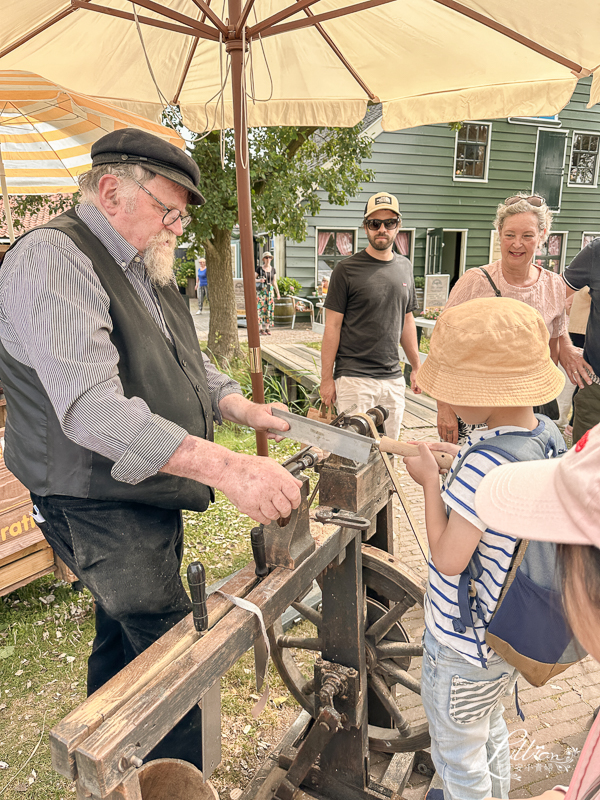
[144,231,177,287]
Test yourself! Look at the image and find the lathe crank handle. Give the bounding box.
[187,561,208,633]
[250,525,269,578]
[377,438,453,470]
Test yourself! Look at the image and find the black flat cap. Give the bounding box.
[91,128,205,206]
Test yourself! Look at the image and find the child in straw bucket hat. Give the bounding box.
[403,297,565,800]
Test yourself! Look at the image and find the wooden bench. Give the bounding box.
[260,343,438,429]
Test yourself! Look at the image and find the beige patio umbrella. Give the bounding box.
[1,0,598,453]
[0,70,185,243]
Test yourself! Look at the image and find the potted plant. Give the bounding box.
[414,275,425,313]
[273,277,303,327]
[277,277,302,297]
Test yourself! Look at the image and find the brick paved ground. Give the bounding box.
[194,301,598,799]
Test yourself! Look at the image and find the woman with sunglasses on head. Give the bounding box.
[435,194,587,445]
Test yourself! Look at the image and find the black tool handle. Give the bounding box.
[251,525,269,578]
[187,561,208,633]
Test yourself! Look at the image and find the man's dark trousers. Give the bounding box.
[31,494,204,768]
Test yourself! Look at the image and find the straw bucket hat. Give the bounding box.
[416,297,564,406]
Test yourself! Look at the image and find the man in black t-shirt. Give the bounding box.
[563,239,600,442]
[319,192,422,440]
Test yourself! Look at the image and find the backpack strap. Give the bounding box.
[479,267,502,297]
[447,425,555,668]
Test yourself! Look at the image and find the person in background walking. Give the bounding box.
[195,256,208,314]
[256,251,280,335]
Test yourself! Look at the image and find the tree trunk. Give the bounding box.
[204,227,244,365]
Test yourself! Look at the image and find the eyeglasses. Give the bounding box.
[364,218,399,231]
[133,179,192,230]
[504,195,546,208]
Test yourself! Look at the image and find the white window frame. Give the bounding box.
[582,232,600,248]
[425,228,469,277]
[532,127,569,212]
[489,230,501,264]
[314,227,358,286]
[567,131,600,188]
[535,230,569,274]
[453,122,492,183]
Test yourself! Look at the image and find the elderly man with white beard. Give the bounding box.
[0,129,302,768]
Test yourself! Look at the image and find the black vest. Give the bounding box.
[0,209,214,511]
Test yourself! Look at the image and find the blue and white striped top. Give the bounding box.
[424,426,523,667]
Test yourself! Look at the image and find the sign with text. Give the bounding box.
[233,279,246,312]
[424,274,450,310]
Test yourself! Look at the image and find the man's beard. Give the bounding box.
[143,231,177,287]
[366,230,394,252]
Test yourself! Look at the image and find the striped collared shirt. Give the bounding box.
[424,426,519,667]
[0,204,242,486]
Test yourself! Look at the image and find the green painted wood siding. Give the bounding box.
[286,78,600,293]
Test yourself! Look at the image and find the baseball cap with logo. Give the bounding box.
[475,423,600,548]
[363,191,401,219]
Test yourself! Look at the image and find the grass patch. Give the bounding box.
[0,426,316,799]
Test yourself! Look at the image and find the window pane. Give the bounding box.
[548,235,561,256]
[455,124,488,180]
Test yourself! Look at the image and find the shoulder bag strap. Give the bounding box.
[479,267,502,297]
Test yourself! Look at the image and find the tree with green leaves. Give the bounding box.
[4,123,373,366]
[186,125,373,364]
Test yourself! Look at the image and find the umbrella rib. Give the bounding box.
[298,3,378,100]
[173,39,200,105]
[127,0,226,39]
[252,0,396,40]
[71,1,217,41]
[247,0,323,38]
[432,0,582,73]
[0,1,92,60]
[188,0,229,36]
[235,0,258,36]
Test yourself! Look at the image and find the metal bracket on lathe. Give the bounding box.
[263,474,315,570]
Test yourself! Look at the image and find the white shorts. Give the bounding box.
[334,375,406,440]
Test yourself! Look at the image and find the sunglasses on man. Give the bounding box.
[364,218,400,231]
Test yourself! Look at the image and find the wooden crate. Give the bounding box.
[0,501,55,596]
[0,426,58,596]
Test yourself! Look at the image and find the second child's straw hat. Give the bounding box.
[416,297,564,406]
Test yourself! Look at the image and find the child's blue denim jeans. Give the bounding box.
[421,628,518,800]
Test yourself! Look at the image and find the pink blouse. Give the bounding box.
[445,261,567,340]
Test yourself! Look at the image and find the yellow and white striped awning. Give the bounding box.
[0,70,185,195]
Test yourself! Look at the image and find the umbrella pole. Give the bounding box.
[227,21,268,457]
[0,148,15,244]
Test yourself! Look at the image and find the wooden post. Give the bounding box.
[226,11,268,457]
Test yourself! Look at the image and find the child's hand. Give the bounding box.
[403,443,441,488]
[407,440,459,474]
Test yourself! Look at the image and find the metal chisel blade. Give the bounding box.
[269,408,373,463]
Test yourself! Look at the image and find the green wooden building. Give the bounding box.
[280,78,600,295]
